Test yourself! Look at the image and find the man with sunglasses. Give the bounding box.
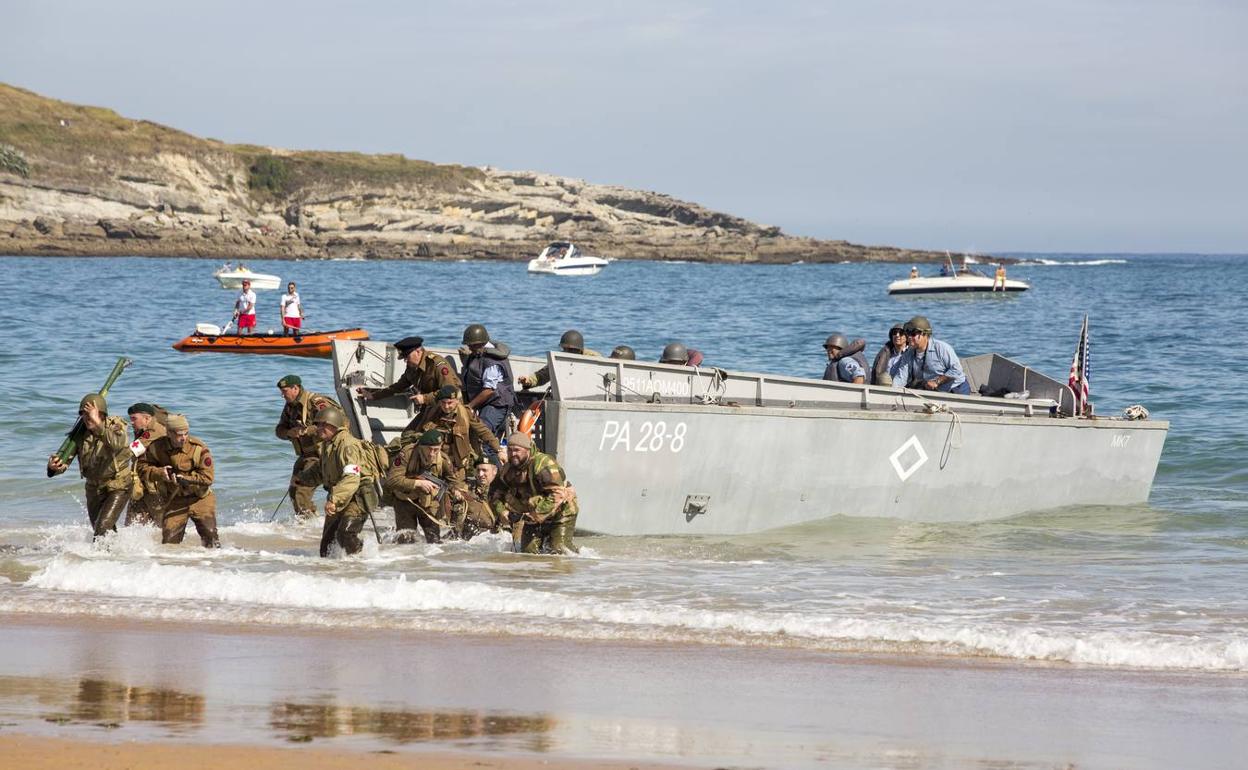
[871,323,909,386]
[888,316,970,395]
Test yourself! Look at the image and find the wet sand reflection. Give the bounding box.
[0,675,205,731]
[269,700,555,750]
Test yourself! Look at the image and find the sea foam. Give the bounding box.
[22,555,1248,672]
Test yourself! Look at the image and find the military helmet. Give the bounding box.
[659,342,689,364]
[462,324,489,345]
[313,406,348,429]
[904,315,933,334]
[79,393,107,414]
[610,344,636,360]
[559,329,585,351]
[823,333,849,351]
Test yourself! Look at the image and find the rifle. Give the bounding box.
[419,472,448,505]
[54,357,133,466]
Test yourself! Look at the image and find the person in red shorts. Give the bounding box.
[233,279,257,335]
[280,281,304,335]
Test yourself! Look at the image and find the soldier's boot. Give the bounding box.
[335,514,367,555]
[291,482,318,519]
[547,517,579,555]
[319,514,341,557]
[92,490,129,540]
[162,510,190,544]
[393,528,421,544]
[191,513,221,549]
[520,523,543,554]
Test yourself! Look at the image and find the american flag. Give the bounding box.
[1068,314,1091,416]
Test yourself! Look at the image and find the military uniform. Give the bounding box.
[462,469,504,540]
[275,387,340,517]
[493,450,578,554]
[317,427,379,556]
[137,432,220,547]
[403,401,502,480]
[125,417,167,526]
[49,413,134,539]
[368,351,461,404]
[384,439,464,544]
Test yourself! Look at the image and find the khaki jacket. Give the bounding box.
[65,415,135,493]
[406,401,500,474]
[318,429,375,509]
[370,352,461,404]
[137,434,214,500]
[275,389,340,457]
[384,444,462,510]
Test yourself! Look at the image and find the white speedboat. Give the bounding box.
[527,242,609,276]
[888,257,1029,295]
[214,264,281,290]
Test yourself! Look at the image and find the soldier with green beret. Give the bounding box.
[46,393,135,540]
[312,406,379,557]
[275,373,341,519]
[401,385,503,480]
[136,413,220,548]
[493,432,579,554]
[383,428,465,544]
[124,402,168,526]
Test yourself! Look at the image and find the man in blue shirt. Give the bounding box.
[822,333,867,384]
[888,316,970,395]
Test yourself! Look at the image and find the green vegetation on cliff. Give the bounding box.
[0,83,482,197]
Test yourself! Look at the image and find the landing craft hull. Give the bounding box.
[332,342,1167,535]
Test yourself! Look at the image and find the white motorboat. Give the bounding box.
[888,256,1029,295]
[214,263,281,290]
[527,242,609,276]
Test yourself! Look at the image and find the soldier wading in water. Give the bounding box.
[274,374,340,519]
[46,393,134,541]
[493,432,579,554]
[136,414,220,548]
[309,406,380,557]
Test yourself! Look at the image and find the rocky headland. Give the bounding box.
[1,83,977,264]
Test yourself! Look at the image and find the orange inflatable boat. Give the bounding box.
[173,327,369,358]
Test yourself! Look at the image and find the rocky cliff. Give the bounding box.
[0,84,966,264]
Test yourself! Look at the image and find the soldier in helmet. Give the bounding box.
[493,432,579,554]
[124,402,167,526]
[275,374,341,519]
[309,406,380,556]
[518,329,601,389]
[822,333,868,384]
[384,428,464,544]
[888,316,970,394]
[136,414,220,547]
[357,336,461,408]
[46,393,134,540]
[609,345,636,360]
[658,342,705,367]
[458,324,516,446]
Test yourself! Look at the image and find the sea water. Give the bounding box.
[0,253,1245,673]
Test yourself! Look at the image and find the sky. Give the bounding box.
[4,0,1246,253]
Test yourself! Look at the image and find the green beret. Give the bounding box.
[127,403,156,416]
[417,429,443,446]
[277,375,302,388]
[436,384,459,400]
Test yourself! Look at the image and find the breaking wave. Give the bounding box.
[1014,258,1129,266]
[18,555,1248,673]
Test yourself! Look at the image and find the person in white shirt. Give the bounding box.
[280,282,304,335]
[233,279,257,335]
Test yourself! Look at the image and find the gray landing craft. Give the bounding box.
[332,342,1167,536]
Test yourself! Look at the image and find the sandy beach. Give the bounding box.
[0,614,1244,769]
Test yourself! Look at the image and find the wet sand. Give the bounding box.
[0,614,1245,769]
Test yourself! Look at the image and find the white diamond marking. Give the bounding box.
[889,435,928,481]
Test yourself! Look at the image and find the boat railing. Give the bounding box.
[548,352,1061,418]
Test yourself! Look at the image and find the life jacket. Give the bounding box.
[462,342,516,409]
